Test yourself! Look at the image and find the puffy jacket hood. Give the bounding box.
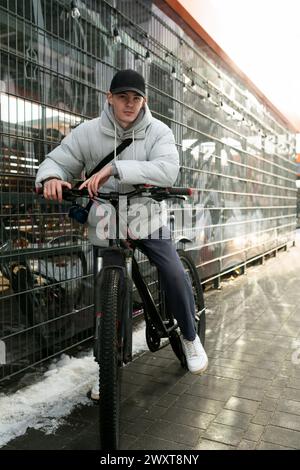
[100,101,152,140]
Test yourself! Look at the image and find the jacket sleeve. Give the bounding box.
[35,126,85,186]
[114,127,179,186]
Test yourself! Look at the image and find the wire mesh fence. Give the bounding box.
[0,0,297,380]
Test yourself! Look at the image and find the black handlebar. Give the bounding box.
[35,185,193,201]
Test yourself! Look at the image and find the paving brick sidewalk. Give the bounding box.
[3,236,300,450]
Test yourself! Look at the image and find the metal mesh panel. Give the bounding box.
[0,0,297,380]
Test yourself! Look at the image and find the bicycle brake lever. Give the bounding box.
[166,195,187,201]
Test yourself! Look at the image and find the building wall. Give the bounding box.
[0,0,297,380]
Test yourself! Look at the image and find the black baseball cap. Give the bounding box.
[109,69,146,97]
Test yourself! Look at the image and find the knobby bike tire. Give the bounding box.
[97,267,123,450]
[177,249,206,346]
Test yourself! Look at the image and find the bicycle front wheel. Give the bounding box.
[97,267,123,450]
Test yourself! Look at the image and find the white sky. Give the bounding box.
[179,0,300,132]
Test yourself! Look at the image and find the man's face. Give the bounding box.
[107,91,146,128]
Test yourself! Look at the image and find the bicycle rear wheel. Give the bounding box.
[96,267,123,450]
[177,249,206,345]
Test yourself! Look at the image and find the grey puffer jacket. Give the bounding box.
[35,102,179,244]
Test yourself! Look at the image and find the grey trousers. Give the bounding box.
[135,235,197,341]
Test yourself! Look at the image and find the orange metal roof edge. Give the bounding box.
[156,0,297,133]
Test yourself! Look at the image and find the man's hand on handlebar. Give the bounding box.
[36,180,193,203]
[78,165,113,198]
[43,178,72,203]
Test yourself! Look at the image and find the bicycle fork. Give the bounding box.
[93,246,133,365]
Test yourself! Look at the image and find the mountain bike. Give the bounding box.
[36,184,206,450]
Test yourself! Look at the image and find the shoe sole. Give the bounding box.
[91,393,100,401]
[190,361,208,375]
[87,390,99,402]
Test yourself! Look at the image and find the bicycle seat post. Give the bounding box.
[115,196,120,247]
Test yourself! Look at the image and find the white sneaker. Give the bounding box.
[90,380,99,400]
[181,334,208,374]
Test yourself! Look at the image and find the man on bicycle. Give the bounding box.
[35,69,208,380]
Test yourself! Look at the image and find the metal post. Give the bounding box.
[214,276,221,289]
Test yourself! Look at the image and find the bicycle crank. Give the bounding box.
[169,331,187,369]
[145,322,161,351]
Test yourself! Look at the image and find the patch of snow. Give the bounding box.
[0,321,147,447]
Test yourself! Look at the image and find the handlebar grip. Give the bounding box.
[35,187,72,196]
[34,186,74,199]
[62,188,72,197]
[167,187,193,196]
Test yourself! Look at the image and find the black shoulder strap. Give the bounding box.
[86,138,133,179]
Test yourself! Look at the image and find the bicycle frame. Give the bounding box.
[92,238,179,367]
[34,184,189,364]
